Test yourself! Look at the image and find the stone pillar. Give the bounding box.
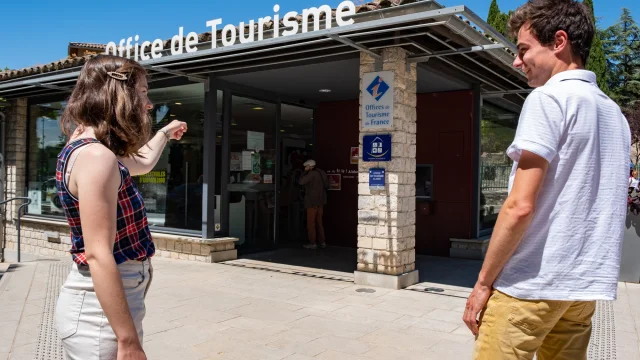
[5,98,28,221]
[2,98,28,256]
[355,48,418,289]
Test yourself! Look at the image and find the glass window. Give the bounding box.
[416,164,433,199]
[140,83,205,231]
[479,101,519,231]
[227,95,277,250]
[279,104,314,245]
[25,83,206,234]
[27,101,68,216]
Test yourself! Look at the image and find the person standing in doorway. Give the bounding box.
[299,159,329,249]
[462,1,631,359]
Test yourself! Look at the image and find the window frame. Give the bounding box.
[24,79,207,236]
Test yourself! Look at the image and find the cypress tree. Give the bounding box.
[487,0,502,32]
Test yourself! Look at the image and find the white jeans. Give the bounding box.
[55,259,153,360]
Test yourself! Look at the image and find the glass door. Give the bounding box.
[227,95,277,253]
[278,104,315,246]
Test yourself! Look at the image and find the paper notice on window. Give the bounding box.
[230,152,242,171]
[27,188,42,215]
[247,131,265,151]
[242,151,252,171]
[264,175,273,184]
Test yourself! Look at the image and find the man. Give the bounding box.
[299,159,329,249]
[463,0,631,359]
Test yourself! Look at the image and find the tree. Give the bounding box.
[487,0,501,31]
[602,8,640,111]
[487,0,516,42]
[583,0,609,93]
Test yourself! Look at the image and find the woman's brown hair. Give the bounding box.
[60,55,152,157]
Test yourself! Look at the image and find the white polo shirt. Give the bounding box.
[494,70,631,301]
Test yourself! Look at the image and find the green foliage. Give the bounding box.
[583,0,609,93]
[487,0,501,30]
[602,8,640,111]
[486,0,516,43]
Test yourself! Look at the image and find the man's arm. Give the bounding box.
[298,171,311,185]
[463,150,549,335]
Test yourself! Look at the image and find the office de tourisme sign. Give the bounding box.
[105,1,357,61]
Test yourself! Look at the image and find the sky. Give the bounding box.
[1,0,638,71]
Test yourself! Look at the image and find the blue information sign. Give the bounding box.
[369,168,386,191]
[363,134,391,162]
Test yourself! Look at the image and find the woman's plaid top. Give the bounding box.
[56,138,155,265]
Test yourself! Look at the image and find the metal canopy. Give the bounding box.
[0,1,529,105]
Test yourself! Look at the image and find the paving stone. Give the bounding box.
[4,254,640,360]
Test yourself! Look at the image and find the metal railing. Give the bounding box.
[480,164,511,191]
[0,197,32,263]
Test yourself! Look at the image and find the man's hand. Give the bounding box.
[117,344,147,360]
[463,282,492,336]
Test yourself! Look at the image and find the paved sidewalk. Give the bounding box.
[1,251,639,359]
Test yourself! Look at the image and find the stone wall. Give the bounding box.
[4,217,237,263]
[4,220,71,258]
[356,48,418,281]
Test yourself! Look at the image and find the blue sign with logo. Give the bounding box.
[363,134,391,162]
[369,168,386,191]
[366,76,390,101]
[362,71,394,130]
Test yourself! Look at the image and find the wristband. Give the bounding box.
[159,129,170,141]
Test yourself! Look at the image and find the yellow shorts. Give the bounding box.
[473,289,596,360]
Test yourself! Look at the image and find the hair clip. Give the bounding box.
[107,71,128,81]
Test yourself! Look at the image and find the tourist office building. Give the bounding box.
[0,0,528,288]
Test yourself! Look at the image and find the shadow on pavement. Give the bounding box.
[235,246,483,290]
[241,245,358,274]
[415,255,482,288]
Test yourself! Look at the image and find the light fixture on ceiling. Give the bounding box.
[175,102,182,105]
[280,129,286,132]
[170,114,176,117]
[253,106,264,110]
[319,89,331,93]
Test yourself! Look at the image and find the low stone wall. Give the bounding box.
[450,237,490,260]
[3,217,237,263]
[3,218,70,258]
[153,234,237,262]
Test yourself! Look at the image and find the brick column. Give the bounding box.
[355,48,419,289]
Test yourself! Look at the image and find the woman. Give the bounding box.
[630,169,639,194]
[54,55,186,360]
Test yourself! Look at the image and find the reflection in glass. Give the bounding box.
[139,83,205,231]
[228,96,277,251]
[26,84,206,233]
[479,102,519,230]
[27,102,68,216]
[416,165,433,199]
[279,104,314,245]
